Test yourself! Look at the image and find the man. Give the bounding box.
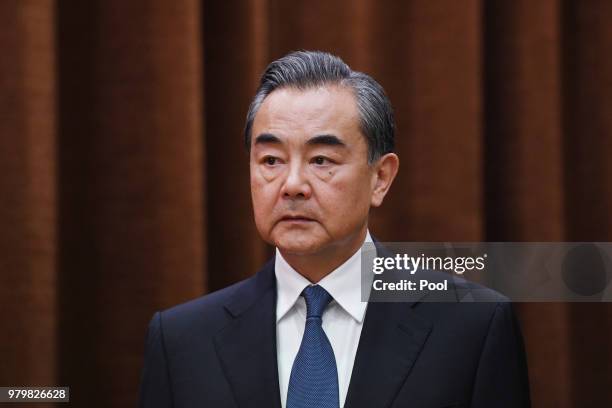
[139,51,530,408]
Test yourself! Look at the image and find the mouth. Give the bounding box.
[279,215,316,223]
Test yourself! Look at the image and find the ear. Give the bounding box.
[370,153,399,207]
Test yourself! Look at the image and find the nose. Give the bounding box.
[280,161,312,199]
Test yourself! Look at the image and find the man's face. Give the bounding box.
[250,85,377,256]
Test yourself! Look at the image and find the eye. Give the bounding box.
[262,156,279,166]
[311,156,332,166]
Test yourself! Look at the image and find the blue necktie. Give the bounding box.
[287,285,340,408]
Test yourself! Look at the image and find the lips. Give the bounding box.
[279,215,315,222]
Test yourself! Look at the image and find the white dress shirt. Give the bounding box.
[275,230,373,408]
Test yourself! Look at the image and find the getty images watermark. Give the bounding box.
[360,242,612,302]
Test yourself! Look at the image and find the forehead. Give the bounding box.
[252,85,361,142]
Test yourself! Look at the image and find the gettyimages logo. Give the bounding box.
[372,253,488,275]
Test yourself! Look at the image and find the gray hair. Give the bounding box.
[244,51,395,163]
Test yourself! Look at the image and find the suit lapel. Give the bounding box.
[213,261,282,408]
[344,301,432,408]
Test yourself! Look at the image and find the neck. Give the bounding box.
[280,227,368,283]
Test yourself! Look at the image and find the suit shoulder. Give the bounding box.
[157,275,257,336]
[152,258,275,343]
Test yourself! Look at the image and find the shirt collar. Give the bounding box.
[275,230,372,324]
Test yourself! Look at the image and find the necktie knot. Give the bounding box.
[302,285,332,319]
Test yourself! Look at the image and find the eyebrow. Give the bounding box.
[306,134,346,148]
[254,133,281,146]
[253,133,347,148]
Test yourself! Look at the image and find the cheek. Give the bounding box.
[251,187,273,238]
[251,177,278,217]
[316,174,371,218]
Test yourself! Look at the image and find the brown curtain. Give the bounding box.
[1,0,610,407]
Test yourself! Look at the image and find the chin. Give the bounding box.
[276,240,323,256]
[273,233,326,256]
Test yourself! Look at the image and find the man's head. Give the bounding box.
[246,51,399,259]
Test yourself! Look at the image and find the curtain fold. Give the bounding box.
[483,2,572,406]
[203,0,271,291]
[0,1,57,396]
[562,1,612,404]
[55,1,205,406]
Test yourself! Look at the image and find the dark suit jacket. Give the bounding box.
[139,256,531,408]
